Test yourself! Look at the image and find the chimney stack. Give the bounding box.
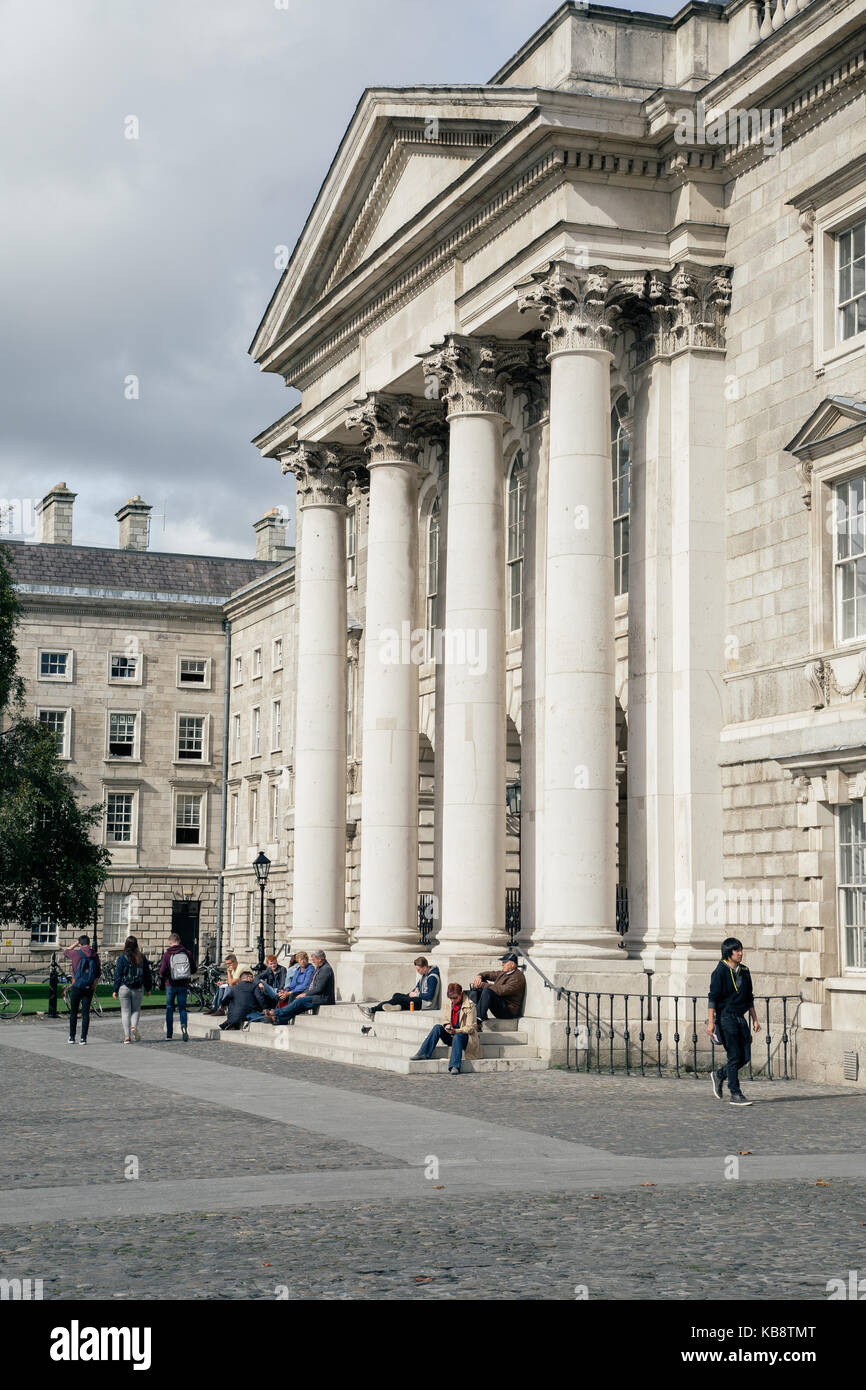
[253,508,293,563]
[116,496,152,551]
[36,483,77,545]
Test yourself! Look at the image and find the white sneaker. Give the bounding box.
[131,1027,140,1042]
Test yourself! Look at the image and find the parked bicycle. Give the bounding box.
[0,981,23,1019]
[186,961,223,1013]
[0,967,27,986]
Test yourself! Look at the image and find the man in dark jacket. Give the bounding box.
[708,937,761,1106]
[159,933,196,1042]
[220,972,263,1030]
[64,934,101,1045]
[468,954,526,1026]
[358,956,441,1020]
[266,950,334,1025]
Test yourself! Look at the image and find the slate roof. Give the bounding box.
[2,540,278,603]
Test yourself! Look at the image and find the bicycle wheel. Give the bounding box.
[8,971,27,985]
[89,995,105,1019]
[0,988,23,1019]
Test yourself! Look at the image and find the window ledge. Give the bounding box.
[172,760,211,768]
[825,975,866,992]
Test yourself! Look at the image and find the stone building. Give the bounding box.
[245,0,866,1084]
[2,487,278,971]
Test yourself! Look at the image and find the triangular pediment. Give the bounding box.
[786,396,866,458]
[250,88,535,368]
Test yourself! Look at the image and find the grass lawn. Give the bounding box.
[7,984,169,1016]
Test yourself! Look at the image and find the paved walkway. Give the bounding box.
[0,1017,863,1299]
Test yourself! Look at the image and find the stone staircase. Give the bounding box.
[186,1003,545,1074]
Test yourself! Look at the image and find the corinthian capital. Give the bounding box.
[279,441,366,509]
[346,392,446,463]
[419,335,534,416]
[630,264,733,365]
[516,261,617,354]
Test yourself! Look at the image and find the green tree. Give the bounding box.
[0,544,110,932]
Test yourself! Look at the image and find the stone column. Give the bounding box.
[421,336,533,956]
[279,442,356,950]
[345,394,439,956]
[517,263,621,957]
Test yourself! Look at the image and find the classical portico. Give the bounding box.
[246,0,797,1060]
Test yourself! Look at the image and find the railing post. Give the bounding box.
[673,995,681,1079]
[608,994,615,1075]
[47,952,58,1019]
[655,996,662,1078]
[623,994,631,1076]
[691,997,698,1077]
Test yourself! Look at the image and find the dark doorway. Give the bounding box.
[171,899,200,957]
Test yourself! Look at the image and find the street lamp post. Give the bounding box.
[505,781,521,947]
[253,851,271,973]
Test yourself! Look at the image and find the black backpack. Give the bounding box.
[124,956,144,989]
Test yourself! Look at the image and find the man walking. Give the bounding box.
[708,937,761,1106]
[64,933,101,1045]
[265,949,334,1025]
[159,932,196,1042]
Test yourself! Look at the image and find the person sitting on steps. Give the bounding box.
[467,953,526,1030]
[410,983,481,1074]
[265,950,334,1025]
[220,971,265,1031]
[358,956,440,1021]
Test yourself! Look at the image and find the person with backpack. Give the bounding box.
[112,935,152,1043]
[63,933,102,1045]
[158,933,196,1042]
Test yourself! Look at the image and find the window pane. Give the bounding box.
[176,794,201,844]
[39,710,66,752]
[40,652,67,677]
[109,712,136,757]
[110,655,137,679]
[178,716,204,759]
[180,659,206,683]
[106,792,133,842]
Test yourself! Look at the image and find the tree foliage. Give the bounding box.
[0,544,110,930]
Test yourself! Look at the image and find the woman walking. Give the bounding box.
[112,936,152,1043]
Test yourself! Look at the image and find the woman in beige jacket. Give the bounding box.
[410,983,481,1073]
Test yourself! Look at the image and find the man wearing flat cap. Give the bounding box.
[468,953,526,1029]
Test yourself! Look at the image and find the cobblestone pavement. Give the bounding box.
[0,1016,863,1301]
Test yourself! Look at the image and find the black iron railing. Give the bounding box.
[616,885,628,936]
[560,988,801,1080]
[505,887,520,947]
[418,894,435,947]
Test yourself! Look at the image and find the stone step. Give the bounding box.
[185,1014,545,1074]
[290,1015,531,1047]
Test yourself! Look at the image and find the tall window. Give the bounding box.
[272,700,282,751]
[838,220,866,342]
[103,893,133,947]
[234,655,243,684]
[426,496,440,640]
[228,894,236,949]
[106,792,133,843]
[507,452,526,632]
[273,638,283,669]
[233,713,241,762]
[108,712,136,758]
[271,783,279,842]
[38,709,68,756]
[250,787,259,845]
[346,662,355,759]
[177,715,205,760]
[175,794,202,845]
[834,473,866,641]
[611,395,630,597]
[838,801,866,970]
[253,647,262,678]
[251,707,261,757]
[231,793,239,847]
[248,891,256,950]
[346,506,357,584]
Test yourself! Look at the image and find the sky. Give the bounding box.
[1,0,676,557]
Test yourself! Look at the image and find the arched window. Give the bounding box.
[426,496,440,640]
[507,451,526,632]
[611,396,630,597]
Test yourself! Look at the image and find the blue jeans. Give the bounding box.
[274,996,317,1024]
[417,1023,468,1071]
[165,984,189,1038]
